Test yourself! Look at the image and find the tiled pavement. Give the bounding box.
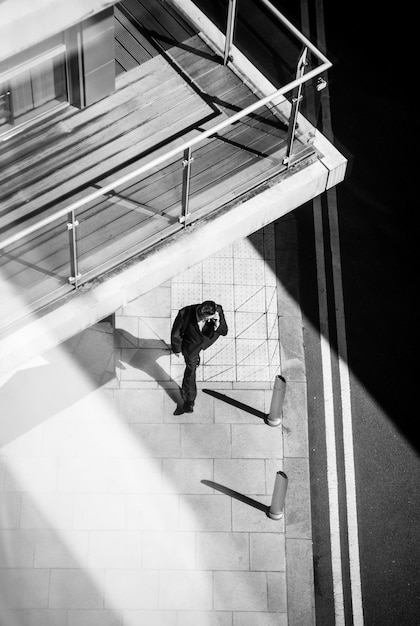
[0,218,314,625]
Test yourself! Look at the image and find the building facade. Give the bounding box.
[0,1,117,139]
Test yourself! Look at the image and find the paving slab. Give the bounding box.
[0,220,314,625]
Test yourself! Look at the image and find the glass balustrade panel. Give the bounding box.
[0,216,74,333]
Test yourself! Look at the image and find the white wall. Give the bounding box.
[0,0,119,62]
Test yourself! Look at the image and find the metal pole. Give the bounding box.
[267,375,286,427]
[268,471,288,520]
[67,210,80,288]
[224,0,238,65]
[284,47,308,167]
[179,147,193,227]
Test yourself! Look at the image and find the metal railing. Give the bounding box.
[0,0,331,290]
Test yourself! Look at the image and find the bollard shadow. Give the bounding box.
[202,389,268,423]
[201,479,270,517]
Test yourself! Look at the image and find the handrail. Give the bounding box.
[0,65,329,251]
[0,1,331,252]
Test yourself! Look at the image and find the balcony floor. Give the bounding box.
[0,16,313,337]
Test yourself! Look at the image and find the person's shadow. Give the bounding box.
[115,329,182,409]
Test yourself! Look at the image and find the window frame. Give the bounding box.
[0,41,71,139]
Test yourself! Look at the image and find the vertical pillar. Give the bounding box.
[180,147,193,227]
[224,0,238,65]
[67,210,81,288]
[80,7,115,106]
[284,47,308,166]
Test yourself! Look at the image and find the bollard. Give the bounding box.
[267,375,286,427]
[268,471,288,520]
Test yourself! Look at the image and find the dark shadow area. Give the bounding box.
[201,479,269,515]
[261,2,420,624]
[144,35,223,118]
[287,11,417,453]
[193,0,300,86]
[202,388,267,422]
[62,316,115,387]
[121,0,290,138]
[130,23,222,65]
[200,127,286,160]
[115,328,181,407]
[317,5,419,623]
[198,94,289,131]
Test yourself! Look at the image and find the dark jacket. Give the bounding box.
[171,304,228,357]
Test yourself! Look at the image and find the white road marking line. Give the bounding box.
[313,197,346,625]
[299,0,349,615]
[327,192,364,625]
[312,0,365,618]
[300,0,365,620]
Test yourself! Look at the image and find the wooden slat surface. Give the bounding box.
[0,60,217,229]
[1,71,198,190]
[120,0,195,49]
[115,8,158,70]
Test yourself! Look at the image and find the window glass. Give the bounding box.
[0,35,68,132]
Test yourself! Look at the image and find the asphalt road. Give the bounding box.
[297,1,420,624]
[229,0,419,622]
[197,1,419,622]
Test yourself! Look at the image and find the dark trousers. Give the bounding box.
[181,352,201,403]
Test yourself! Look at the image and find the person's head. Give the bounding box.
[197,300,217,321]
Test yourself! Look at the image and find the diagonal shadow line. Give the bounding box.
[124,17,288,133]
[202,389,267,421]
[198,131,286,163]
[119,13,223,116]
[202,95,289,132]
[201,480,269,514]
[0,249,66,280]
[118,8,221,64]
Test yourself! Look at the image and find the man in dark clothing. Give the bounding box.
[171,300,228,413]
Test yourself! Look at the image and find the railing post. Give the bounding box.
[283,47,308,167]
[179,147,193,227]
[67,210,81,288]
[224,0,238,65]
